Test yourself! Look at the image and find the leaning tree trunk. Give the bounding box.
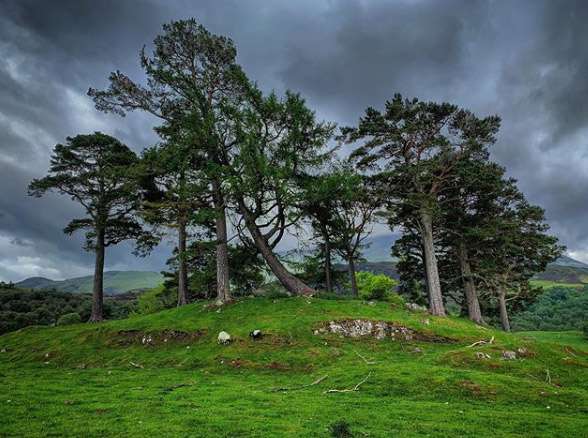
[89,226,105,322]
[323,231,333,293]
[348,256,358,297]
[498,288,511,331]
[457,241,483,324]
[420,210,446,316]
[177,218,188,307]
[240,205,314,295]
[213,180,231,304]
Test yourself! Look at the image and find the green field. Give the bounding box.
[530,280,585,290]
[1,298,586,437]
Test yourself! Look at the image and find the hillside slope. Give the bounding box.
[16,271,164,295]
[0,298,586,437]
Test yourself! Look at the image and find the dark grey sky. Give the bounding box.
[0,0,587,281]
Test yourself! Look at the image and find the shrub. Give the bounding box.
[356,271,399,302]
[56,312,81,326]
[329,420,353,438]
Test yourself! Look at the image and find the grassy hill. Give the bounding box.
[0,297,586,436]
[16,271,164,295]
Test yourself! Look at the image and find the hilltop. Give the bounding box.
[16,271,164,295]
[0,297,586,436]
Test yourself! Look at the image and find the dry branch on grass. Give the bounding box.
[270,375,328,392]
[129,361,144,369]
[324,372,371,394]
[466,336,495,348]
[355,350,376,365]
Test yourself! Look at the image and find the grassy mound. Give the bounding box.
[0,298,586,437]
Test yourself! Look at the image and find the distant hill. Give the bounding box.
[16,271,164,295]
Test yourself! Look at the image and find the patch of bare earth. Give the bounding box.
[109,329,207,347]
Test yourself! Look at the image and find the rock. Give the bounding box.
[406,302,427,312]
[412,347,423,354]
[324,319,415,341]
[217,331,232,345]
[475,352,491,360]
[367,301,377,306]
[517,347,529,357]
[249,329,263,340]
[502,350,517,360]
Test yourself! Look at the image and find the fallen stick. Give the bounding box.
[355,351,376,365]
[466,336,495,348]
[324,372,371,394]
[129,361,144,369]
[271,375,328,392]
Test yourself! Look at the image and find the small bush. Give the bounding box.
[329,420,353,438]
[356,271,399,302]
[56,312,81,326]
[256,282,291,299]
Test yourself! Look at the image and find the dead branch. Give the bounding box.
[466,336,495,348]
[270,375,328,392]
[129,361,144,369]
[355,351,376,365]
[324,372,371,394]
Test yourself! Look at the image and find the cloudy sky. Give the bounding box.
[0,0,587,282]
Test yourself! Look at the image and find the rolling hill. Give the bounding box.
[0,297,586,436]
[16,271,164,295]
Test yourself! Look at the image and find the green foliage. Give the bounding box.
[0,287,134,334]
[56,313,81,326]
[355,271,398,302]
[28,133,146,251]
[511,286,588,331]
[329,420,353,438]
[136,286,175,315]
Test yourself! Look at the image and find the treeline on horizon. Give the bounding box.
[28,19,563,330]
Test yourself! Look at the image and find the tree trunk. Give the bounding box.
[498,288,511,331]
[420,210,446,316]
[348,256,358,297]
[457,241,483,324]
[89,227,105,322]
[177,218,188,307]
[240,204,314,295]
[323,232,333,293]
[213,180,231,304]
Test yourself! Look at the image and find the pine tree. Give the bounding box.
[28,133,146,322]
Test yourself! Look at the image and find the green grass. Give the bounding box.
[529,279,585,290]
[1,298,586,437]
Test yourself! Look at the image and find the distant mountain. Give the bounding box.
[16,271,164,295]
[552,255,588,269]
[363,234,588,269]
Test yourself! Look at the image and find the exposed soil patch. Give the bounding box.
[110,329,206,347]
[314,319,455,343]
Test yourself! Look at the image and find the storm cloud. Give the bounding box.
[0,0,587,281]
